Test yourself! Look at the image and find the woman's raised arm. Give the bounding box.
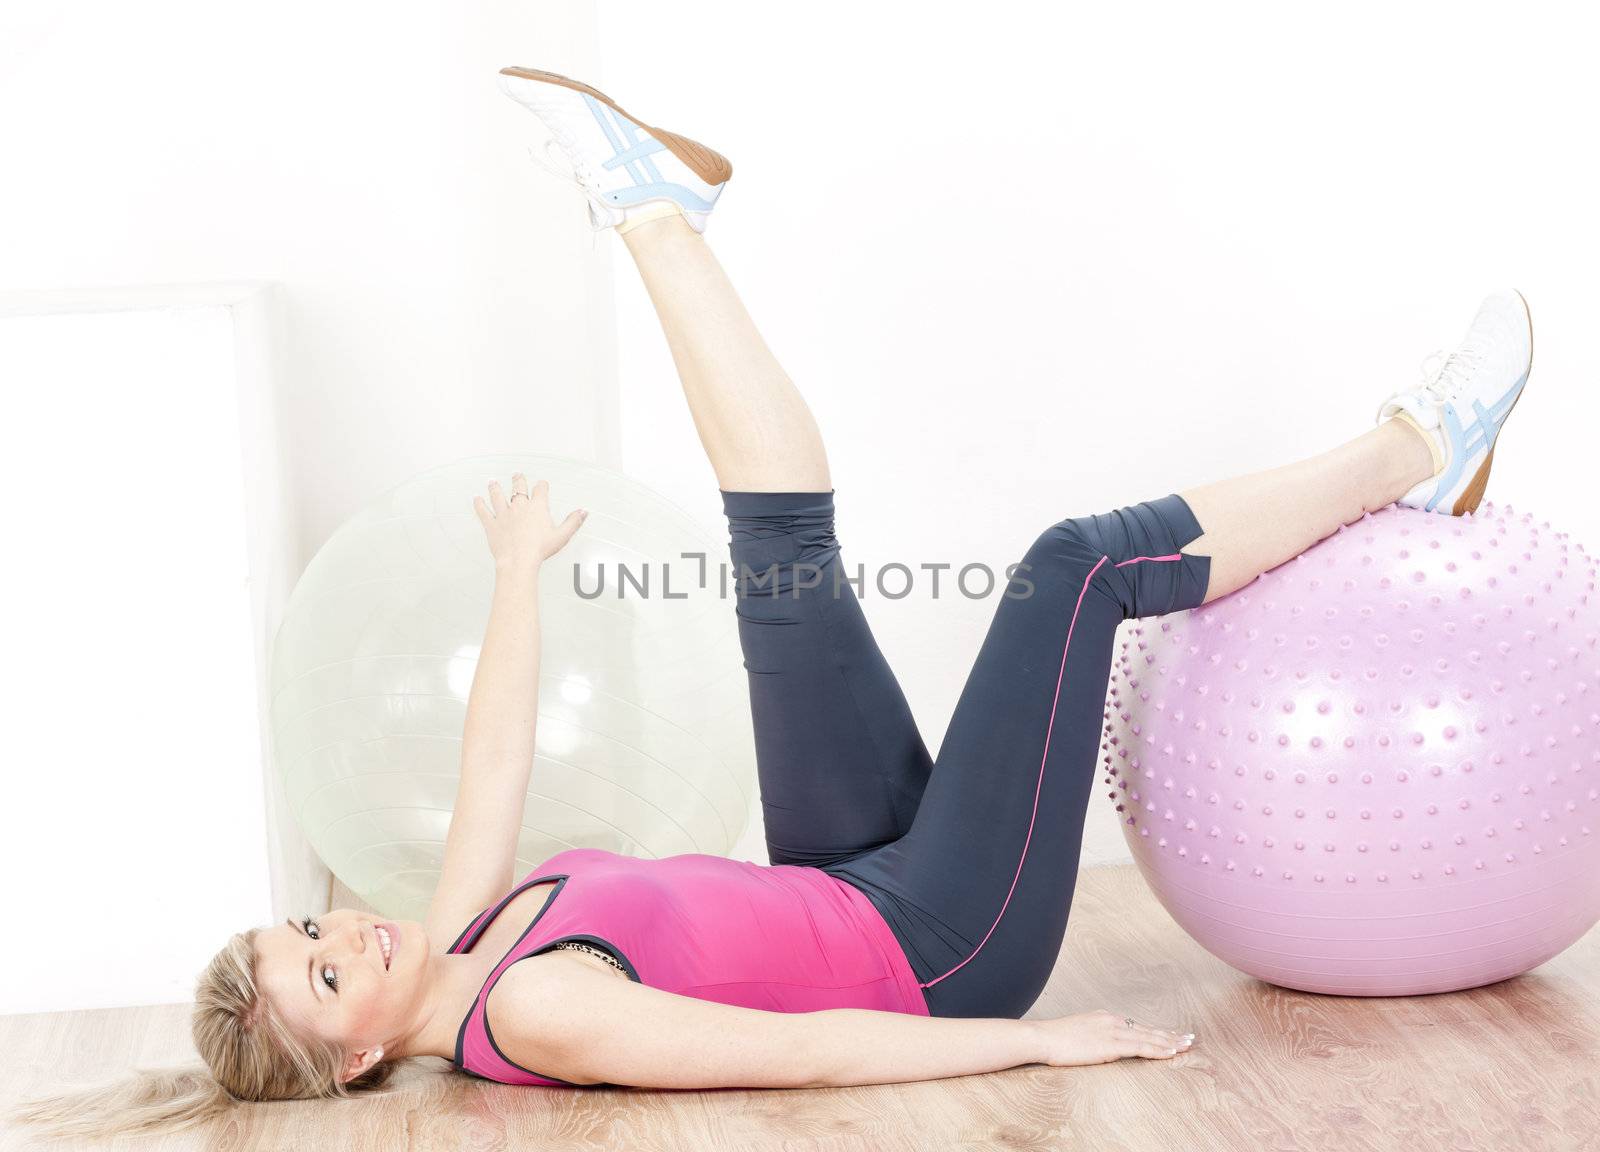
[496,960,1193,1090]
[425,476,587,942]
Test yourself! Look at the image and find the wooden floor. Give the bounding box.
[4,863,1597,1152]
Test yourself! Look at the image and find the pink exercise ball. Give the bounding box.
[1102,499,1600,996]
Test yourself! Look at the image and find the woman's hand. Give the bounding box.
[1035,1009,1196,1067]
[473,474,587,570]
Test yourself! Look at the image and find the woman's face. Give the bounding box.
[254,909,431,1065]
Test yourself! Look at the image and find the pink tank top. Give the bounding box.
[449,847,929,1085]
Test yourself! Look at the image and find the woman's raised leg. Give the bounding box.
[620,214,829,492]
[616,213,933,867]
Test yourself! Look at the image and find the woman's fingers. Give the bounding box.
[475,475,585,561]
[1110,1012,1189,1041]
[1112,1027,1186,1060]
[1135,1040,1181,1060]
[1044,1012,1195,1068]
[478,476,581,547]
[1107,1013,1195,1060]
[548,508,588,555]
[1129,1025,1193,1047]
[492,475,547,513]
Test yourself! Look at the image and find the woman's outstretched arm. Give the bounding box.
[426,476,587,941]
[496,960,1192,1089]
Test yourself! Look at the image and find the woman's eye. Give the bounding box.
[300,918,334,992]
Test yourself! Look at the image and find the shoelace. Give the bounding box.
[525,136,604,199]
[524,135,612,240]
[1415,344,1486,405]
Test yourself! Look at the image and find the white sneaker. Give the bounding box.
[1375,291,1533,516]
[498,67,731,234]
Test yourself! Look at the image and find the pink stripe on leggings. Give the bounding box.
[919,551,1186,990]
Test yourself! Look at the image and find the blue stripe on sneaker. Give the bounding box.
[1423,366,1527,511]
[602,105,668,185]
[607,111,653,184]
[582,94,637,180]
[1472,398,1495,443]
[603,181,720,212]
[602,137,669,172]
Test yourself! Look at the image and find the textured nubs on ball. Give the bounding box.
[1101,500,1600,996]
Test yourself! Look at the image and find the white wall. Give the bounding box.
[606,1,1600,866]
[0,1,616,557]
[0,2,618,932]
[0,295,275,1012]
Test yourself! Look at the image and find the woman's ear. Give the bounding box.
[342,1045,383,1084]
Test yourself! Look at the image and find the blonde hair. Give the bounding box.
[8,927,398,1143]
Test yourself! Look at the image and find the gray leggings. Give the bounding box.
[723,489,1212,1018]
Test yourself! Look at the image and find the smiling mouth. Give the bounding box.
[375,923,395,970]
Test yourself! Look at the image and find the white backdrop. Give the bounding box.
[0,0,617,559]
[0,301,273,1013]
[603,0,1600,866]
[0,1,619,1001]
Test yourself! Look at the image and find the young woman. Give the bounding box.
[15,67,1532,1140]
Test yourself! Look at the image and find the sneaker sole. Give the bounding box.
[1451,288,1533,516]
[499,67,733,188]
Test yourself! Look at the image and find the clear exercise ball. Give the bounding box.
[269,455,755,922]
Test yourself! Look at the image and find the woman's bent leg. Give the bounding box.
[825,493,1210,1017]
[1180,418,1435,603]
[826,418,1439,1017]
